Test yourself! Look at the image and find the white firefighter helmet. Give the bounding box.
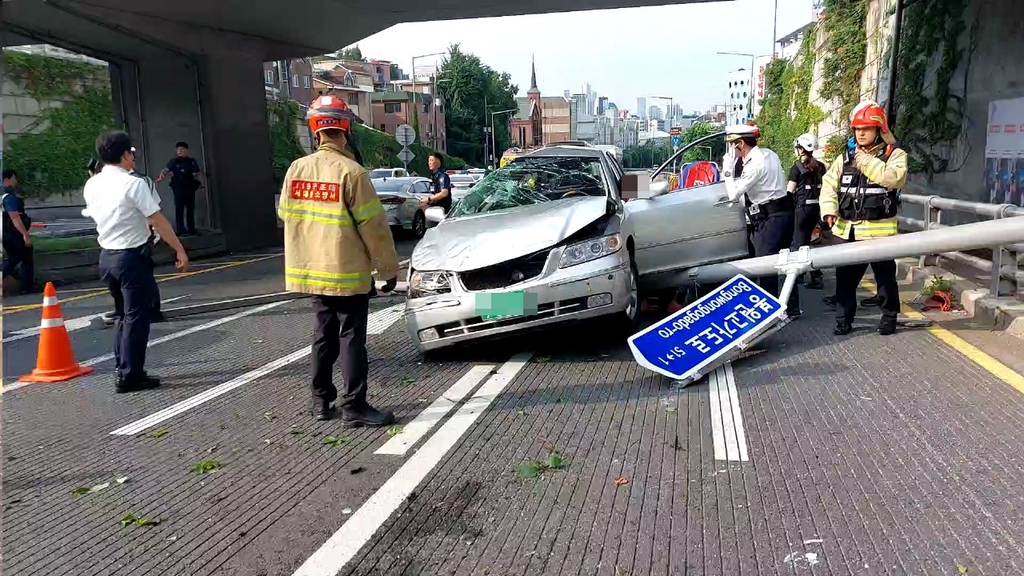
[794,133,818,152]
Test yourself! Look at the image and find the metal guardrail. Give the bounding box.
[898,185,1024,300]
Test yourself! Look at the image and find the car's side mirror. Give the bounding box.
[648,180,671,198]
[424,206,445,223]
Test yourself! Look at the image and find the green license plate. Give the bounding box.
[476,291,538,320]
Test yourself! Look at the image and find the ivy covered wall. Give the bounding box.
[2,51,117,198]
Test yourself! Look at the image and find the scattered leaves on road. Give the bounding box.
[516,462,541,479]
[545,453,564,470]
[322,435,351,447]
[71,476,128,496]
[400,376,416,385]
[516,409,526,416]
[189,460,221,474]
[289,426,305,435]
[534,356,552,363]
[120,513,161,527]
[613,477,629,487]
[516,452,566,480]
[957,564,969,574]
[149,429,169,439]
[665,406,678,414]
[386,426,403,437]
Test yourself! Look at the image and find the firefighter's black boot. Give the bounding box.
[861,294,884,307]
[313,400,336,421]
[877,316,897,336]
[834,321,853,336]
[341,403,396,428]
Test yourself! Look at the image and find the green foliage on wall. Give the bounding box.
[2,51,116,197]
[892,0,972,175]
[267,100,308,187]
[754,27,826,160]
[820,0,869,128]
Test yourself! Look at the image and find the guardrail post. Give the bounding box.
[920,196,941,267]
[1017,249,1023,302]
[991,204,1014,299]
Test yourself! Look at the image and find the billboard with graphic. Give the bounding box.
[984,97,1024,206]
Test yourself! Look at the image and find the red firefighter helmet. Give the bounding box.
[307,95,360,134]
[850,101,890,133]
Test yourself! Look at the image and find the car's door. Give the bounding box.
[624,134,748,279]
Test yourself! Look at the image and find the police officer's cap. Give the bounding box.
[725,124,761,143]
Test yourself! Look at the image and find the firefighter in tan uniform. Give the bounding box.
[279,95,400,424]
[820,101,908,337]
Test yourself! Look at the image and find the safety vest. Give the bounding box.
[278,142,399,297]
[836,146,899,221]
[794,161,822,205]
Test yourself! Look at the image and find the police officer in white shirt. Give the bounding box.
[83,131,189,393]
[722,124,801,317]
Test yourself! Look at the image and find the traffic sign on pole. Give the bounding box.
[671,136,682,148]
[628,274,785,381]
[395,124,416,147]
[397,148,415,165]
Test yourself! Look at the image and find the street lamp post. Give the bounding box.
[650,95,675,172]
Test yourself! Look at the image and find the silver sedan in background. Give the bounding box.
[372,176,432,238]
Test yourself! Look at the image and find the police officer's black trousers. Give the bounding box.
[792,204,823,283]
[2,235,34,291]
[834,230,900,325]
[311,293,370,408]
[750,210,800,315]
[99,245,156,381]
[173,188,197,235]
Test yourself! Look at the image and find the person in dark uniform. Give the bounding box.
[420,152,453,214]
[787,133,826,290]
[83,131,189,393]
[155,141,204,236]
[721,124,801,318]
[1,169,36,294]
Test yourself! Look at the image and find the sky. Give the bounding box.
[345,0,815,115]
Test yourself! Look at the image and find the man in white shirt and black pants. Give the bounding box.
[722,124,801,318]
[83,131,189,393]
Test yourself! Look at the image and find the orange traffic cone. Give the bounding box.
[19,282,94,383]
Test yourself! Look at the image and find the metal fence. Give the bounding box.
[897,184,1024,301]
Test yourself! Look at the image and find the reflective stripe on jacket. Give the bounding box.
[820,144,908,241]
[280,142,399,296]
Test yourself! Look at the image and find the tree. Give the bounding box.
[679,122,726,164]
[435,44,518,166]
[337,46,364,61]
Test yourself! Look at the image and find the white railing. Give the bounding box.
[897,183,1024,301]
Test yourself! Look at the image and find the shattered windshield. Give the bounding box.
[448,156,607,218]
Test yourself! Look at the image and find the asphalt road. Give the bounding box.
[4,248,1024,576]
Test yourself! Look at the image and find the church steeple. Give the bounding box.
[528,55,540,94]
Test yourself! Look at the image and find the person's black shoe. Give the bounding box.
[341,403,396,428]
[806,276,824,290]
[861,294,884,307]
[834,321,853,336]
[115,374,161,393]
[877,317,897,336]
[822,295,837,308]
[314,401,336,421]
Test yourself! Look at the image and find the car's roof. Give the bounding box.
[520,145,604,158]
[370,176,425,182]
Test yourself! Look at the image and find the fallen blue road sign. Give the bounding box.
[628,274,785,381]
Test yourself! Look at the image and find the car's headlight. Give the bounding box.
[409,270,452,298]
[558,234,623,269]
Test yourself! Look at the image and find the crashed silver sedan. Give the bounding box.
[405,140,751,353]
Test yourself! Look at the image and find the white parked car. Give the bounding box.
[369,167,409,179]
[448,174,477,202]
[372,177,433,238]
[405,135,748,353]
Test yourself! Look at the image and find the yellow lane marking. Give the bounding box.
[862,279,1024,395]
[1,254,281,316]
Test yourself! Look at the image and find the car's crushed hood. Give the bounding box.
[411,197,609,272]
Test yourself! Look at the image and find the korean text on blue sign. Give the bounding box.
[628,274,785,381]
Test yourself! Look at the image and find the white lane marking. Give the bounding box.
[108,304,404,435]
[375,364,495,456]
[4,295,189,343]
[709,362,749,461]
[292,351,534,576]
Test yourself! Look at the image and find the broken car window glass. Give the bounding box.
[448,156,607,218]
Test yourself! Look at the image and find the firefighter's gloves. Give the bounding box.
[380,277,398,294]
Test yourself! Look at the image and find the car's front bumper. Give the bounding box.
[405,254,632,352]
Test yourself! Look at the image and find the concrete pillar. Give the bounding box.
[196,51,277,251]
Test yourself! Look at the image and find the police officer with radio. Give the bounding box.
[722,124,801,318]
[820,101,908,336]
[787,133,826,290]
[420,152,452,214]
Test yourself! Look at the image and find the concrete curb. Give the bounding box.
[896,257,1024,338]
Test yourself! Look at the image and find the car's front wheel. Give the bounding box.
[618,254,641,332]
[411,211,427,238]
